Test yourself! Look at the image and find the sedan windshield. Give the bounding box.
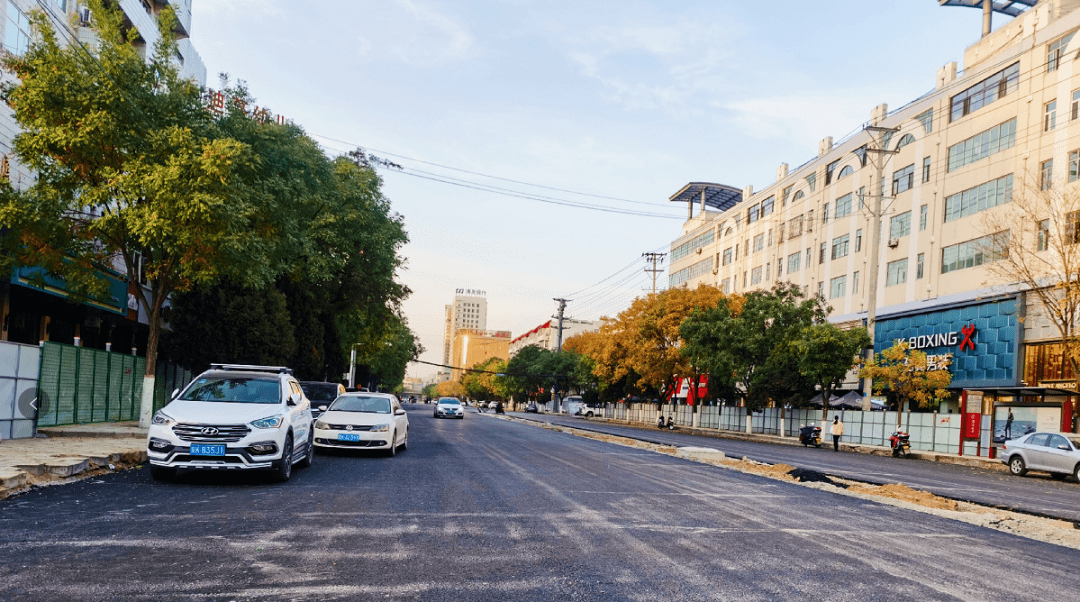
[181,377,281,404]
[438,399,461,406]
[330,396,392,414]
[301,383,340,402]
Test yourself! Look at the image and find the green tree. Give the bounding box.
[681,282,826,416]
[0,3,314,425]
[795,323,871,419]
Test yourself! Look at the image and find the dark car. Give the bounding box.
[525,403,539,413]
[299,381,346,421]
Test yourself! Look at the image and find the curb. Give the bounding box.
[1,450,149,500]
[37,426,147,439]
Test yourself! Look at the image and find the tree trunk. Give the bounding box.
[138,288,165,428]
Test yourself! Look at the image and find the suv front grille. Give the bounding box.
[173,423,251,443]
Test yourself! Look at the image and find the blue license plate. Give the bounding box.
[190,444,225,456]
[338,433,361,442]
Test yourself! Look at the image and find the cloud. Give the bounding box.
[386,0,474,65]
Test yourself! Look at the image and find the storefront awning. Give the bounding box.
[966,386,1075,398]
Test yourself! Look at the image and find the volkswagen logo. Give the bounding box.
[346,425,353,431]
[201,427,219,436]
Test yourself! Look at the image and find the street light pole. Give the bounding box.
[348,345,357,389]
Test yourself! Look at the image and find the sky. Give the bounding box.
[188,0,1012,380]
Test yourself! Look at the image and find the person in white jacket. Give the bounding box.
[831,416,844,452]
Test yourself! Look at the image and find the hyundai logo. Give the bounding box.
[201,427,219,436]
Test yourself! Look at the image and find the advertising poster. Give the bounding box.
[993,406,1062,443]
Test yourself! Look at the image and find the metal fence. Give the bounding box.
[0,341,40,439]
[603,402,969,454]
[35,341,193,427]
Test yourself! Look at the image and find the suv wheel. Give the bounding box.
[274,434,293,482]
[149,465,176,481]
[298,431,314,468]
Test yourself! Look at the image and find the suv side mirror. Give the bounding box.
[288,391,302,406]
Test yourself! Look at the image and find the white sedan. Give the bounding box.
[312,393,409,456]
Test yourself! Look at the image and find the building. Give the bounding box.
[0,0,207,352]
[664,0,1080,453]
[442,289,488,368]
[509,319,599,356]
[449,329,511,381]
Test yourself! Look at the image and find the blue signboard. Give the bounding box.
[11,266,128,315]
[874,298,1019,388]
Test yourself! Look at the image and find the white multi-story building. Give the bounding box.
[665,0,1080,447]
[442,289,488,367]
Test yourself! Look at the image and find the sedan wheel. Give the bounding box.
[1009,455,1027,477]
[401,429,408,451]
[388,431,397,457]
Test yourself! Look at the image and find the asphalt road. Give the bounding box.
[515,411,1080,523]
[1,403,1079,601]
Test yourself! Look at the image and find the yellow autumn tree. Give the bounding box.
[859,340,952,418]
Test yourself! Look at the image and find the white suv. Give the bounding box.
[146,364,314,482]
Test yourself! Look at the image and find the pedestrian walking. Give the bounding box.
[1005,409,1014,440]
[831,415,844,452]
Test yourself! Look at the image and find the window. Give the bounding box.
[823,203,829,223]
[767,229,773,247]
[830,275,846,299]
[917,253,925,279]
[778,223,785,243]
[793,190,805,203]
[753,233,765,253]
[943,174,1013,222]
[819,242,826,264]
[777,259,782,276]
[744,240,749,256]
[765,262,770,281]
[890,211,912,239]
[1072,150,1080,182]
[895,134,915,151]
[806,173,817,192]
[892,164,915,194]
[788,215,804,238]
[1048,33,1075,72]
[782,185,793,206]
[838,165,853,180]
[669,267,691,288]
[947,119,1017,172]
[919,205,928,231]
[817,281,824,299]
[1046,100,1058,132]
[4,1,30,55]
[886,258,909,287]
[721,278,731,294]
[1038,219,1050,251]
[1073,90,1080,120]
[858,187,865,210]
[852,271,859,294]
[748,204,760,223]
[743,271,748,288]
[855,229,863,253]
[761,196,775,217]
[722,247,733,266]
[787,252,801,274]
[688,257,712,279]
[806,248,812,268]
[923,157,931,183]
[807,210,814,232]
[949,62,1019,121]
[834,193,852,219]
[915,108,933,134]
[941,231,1010,274]
[826,160,840,185]
[1042,159,1054,191]
[831,234,850,260]
[1069,211,1080,245]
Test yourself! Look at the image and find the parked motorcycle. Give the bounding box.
[666,416,675,431]
[889,430,911,458]
[798,424,823,448]
[657,415,667,430]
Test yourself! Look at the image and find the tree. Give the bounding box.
[681,282,826,415]
[568,285,731,402]
[859,340,952,415]
[981,174,1080,390]
[461,357,508,400]
[795,323,871,419]
[436,380,466,398]
[0,3,312,425]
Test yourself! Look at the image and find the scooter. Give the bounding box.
[495,402,505,415]
[889,430,911,458]
[657,415,667,430]
[666,416,676,431]
[798,424,823,448]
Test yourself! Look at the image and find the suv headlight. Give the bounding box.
[151,411,175,426]
[314,420,328,430]
[370,423,390,432]
[251,414,285,429]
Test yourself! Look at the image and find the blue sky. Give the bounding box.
[189,0,1011,379]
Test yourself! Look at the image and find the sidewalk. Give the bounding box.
[531,414,1005,472]
[0,422,148,499]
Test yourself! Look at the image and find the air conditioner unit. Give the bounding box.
[887,238,899,248]
[78,7,91,26]
[696,247,702,254]
[712,269,718,275]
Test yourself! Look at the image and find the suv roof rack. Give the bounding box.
[209,364,293,375]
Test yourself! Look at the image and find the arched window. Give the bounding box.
[895,133,915,151]
[724,227,733,237]
[792,190,805,203]
[838,165,854,180]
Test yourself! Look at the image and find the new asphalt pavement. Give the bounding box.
[0,403,1077,601]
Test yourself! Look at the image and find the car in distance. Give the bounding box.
[525,403,539,413]
[1001,431,1080,480]
[312,393,409,455]
[146,364,314,482]
[434,397,464,419]
[299,381,346,421]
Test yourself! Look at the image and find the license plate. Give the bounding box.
[190,444,225,456]
[338,433,361,442]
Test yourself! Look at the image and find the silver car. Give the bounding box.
[1001,432,1080,480]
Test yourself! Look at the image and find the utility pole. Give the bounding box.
[551,297,568,413]
[643,252,666,295]
[862,121,898,412]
